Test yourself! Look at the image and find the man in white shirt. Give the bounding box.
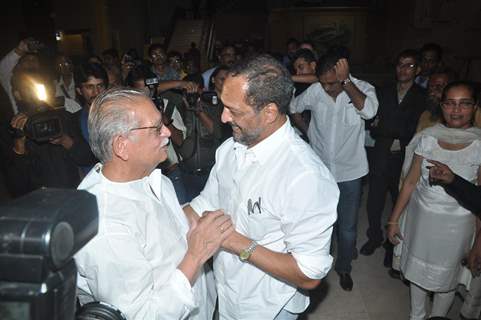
[290,52,379,291]
[75,87,234,319]
[184,54,339,320]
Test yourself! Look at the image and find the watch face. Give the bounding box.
[239,250,250,261]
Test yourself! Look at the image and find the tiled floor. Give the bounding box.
[302,185,465,320]
[0,178,467,319]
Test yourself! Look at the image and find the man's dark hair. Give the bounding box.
[228,54,294,114]
[102,48,119,60]
[397,49,421,66]
[441,80,478,104]
[293,48,317,64]
[421,43,443,60]
[74,63,108,88]
[431,67,457,83]
[148,43,165,57]
[317,52,342,76]
[125,64,156,87]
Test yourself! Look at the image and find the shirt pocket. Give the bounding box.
[246,200,279,241]
[342,104,361,126]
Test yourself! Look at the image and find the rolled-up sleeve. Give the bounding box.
[189,151,221,215]
[76,226,196,320]
[354,80,378,120]
[281,170,339,279]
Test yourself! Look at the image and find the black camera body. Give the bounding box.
[13,97,67,142]
[184,91,218,111]
[144,77,164,110]
[0,188,99,320]
[22,110,64,142]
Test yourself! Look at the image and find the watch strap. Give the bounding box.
[341,78,351,86]
[239,240,258,262]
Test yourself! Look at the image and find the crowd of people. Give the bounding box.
[0,35,480,320]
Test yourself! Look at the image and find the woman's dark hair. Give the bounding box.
[209,65,230,91]
[441,80,478,104]
[440,80,479,126]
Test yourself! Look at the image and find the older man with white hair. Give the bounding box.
[75,87,233,320]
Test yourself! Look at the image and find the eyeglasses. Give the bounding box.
[150,52,166,59]
[129,123,165,136]
[441,100,476,109]
[397,63,416,70]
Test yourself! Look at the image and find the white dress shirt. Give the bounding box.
[190,119,339,319]
[290,77,379,182]
[55,76,76,99]
[75,164,216,320]
[64,97,82,113]
[163,98,187,165]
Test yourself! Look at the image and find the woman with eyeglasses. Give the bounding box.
[387,81,481,320]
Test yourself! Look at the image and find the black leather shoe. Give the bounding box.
[387,268,401,279]
[360,240,381,256]
[338,272,353,291]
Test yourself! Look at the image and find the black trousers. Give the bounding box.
[366,152,403,243]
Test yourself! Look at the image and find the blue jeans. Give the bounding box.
[166,167,189,205]
[334,178,362,274]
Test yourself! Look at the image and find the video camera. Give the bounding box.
[184,91,218,111]
[11,77,67,142]
[144,77,164,110]
[0,188,98,320]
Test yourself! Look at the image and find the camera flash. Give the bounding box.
[34,83,48,101]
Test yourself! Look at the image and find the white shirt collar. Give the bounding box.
[233,117,290,166]
[84,163,164,201]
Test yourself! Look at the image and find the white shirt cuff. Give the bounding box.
[171,268,197,311]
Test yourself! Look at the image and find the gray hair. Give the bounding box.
[227,54,294,114]
[88,87,146,163]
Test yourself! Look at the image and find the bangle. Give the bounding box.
[386,221,399,225]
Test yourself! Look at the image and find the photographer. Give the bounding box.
[0,38,42,115]
[0,68,95,197]
[126,64,189,204]
[181,66,230,200]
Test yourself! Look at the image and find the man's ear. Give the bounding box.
[76,87,82,97]
[263,103,280,124]
[112,135,129,161]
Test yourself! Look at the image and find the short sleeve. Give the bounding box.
[414,134,433,159]
[289,84,318,114]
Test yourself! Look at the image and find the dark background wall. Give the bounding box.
[0,0,479,120]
